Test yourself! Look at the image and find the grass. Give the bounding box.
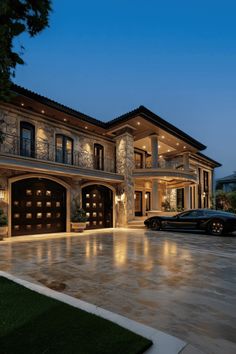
[0,277,152,354]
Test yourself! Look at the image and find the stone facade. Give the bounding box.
[116,132,135,226]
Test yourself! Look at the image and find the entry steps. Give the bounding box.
[127,217,146,229]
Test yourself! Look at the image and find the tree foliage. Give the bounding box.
[215,190,236,213]
[0,0,52,101]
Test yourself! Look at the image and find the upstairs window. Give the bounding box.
[55,134,73,165]
[94,144,104,170]
[20,122,35,158]
[134,152,143,168]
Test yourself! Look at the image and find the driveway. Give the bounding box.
[0,229,236,354]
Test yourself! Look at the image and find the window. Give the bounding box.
[177,188,184,209]
[134,152,143,168]
[20,122,35,158]
[203,171,209,208]
[94,144,104,170]
[180,210,203,218]
[56,134,73,164]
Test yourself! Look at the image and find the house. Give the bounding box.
[0,85,221,237]
[216,172,236,192]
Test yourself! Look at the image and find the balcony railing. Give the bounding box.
[0,133,116,173]
[135,158,197,174]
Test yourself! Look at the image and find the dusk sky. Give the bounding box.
[14,0,236,178]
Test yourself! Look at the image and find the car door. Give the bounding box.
[175,210,205,230]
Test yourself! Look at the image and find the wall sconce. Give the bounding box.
[145,193,148,199]
[0,187,6,201]
[134,193,136,200]
[202,192,206,198]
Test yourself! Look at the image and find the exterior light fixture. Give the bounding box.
[137,122,141,126]
[134,193,136,199]
[161,135,165,139]
[167,149,170,152]
[183,146,186,149]
[85,126,88,129]
[63,118,67,122]
[176,142,179,146]
[158,145,161,148]
[142,145,146,149]
[21,103,24,107]
[41,110,45,114]
[0,187,5,200]
[145,193,148,199]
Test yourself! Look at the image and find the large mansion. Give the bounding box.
[0,85,221,237]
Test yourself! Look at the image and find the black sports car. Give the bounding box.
[144,209,236,236]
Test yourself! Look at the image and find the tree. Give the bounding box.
[0,0,52,101]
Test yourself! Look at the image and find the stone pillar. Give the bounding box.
[183,152,190,171]
[150,134,159,168]
[184,185,191,210]
[71,180,81,216]
[116,131,134,226]
[152,179,159,210]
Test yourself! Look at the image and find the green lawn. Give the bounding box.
[0,277,152,354]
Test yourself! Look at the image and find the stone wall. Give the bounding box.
[0,105,116,171]
[116,132,134,225]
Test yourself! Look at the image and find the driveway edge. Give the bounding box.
[0,270,187,354]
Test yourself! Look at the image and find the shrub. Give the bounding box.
[71,208,87,222]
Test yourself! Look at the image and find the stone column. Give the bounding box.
[71,180,81,215]
[116,131,134,226]
[183,152,190,171]
[152,179,159,210]
[184,185,191,210]
[150,134,159,168]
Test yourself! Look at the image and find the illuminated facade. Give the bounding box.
[0,85,221,236]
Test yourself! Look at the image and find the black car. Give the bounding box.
[144,209,236,236]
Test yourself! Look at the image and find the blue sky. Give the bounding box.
[14,0,236,177]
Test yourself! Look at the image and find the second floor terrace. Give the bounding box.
[0,132,123,182]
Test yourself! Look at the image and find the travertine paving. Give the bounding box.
[0,229,236,354]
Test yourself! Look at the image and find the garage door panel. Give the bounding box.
[12,178,66,236]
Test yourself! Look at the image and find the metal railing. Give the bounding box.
[0,133,116,173]
[135,158,197,173]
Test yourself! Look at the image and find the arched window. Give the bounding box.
[55,134,73,165]
[94,144,104,170]
[20,121,35,158]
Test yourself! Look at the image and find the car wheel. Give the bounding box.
[208,219,225,236]
[151,219,161,230]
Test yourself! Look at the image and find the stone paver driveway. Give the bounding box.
[0,229,236,354]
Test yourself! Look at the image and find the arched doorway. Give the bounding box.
[11,178,67,236]
[82,185,113,229]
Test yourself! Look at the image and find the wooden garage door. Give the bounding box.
[12,178,66,236]
[82,185,113,229]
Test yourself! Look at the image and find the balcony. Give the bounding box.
[0,133,123,182]
[133,157,198,182]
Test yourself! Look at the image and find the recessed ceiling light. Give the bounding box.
[167,149,170,152]
[142,145,146,149]
[85,126,88,129]
[176,142,179,146]
[137,121,141,126]
[183,146,186,149]
[161,135,165,139]
[21,102,24,106]
[41,110,45,114]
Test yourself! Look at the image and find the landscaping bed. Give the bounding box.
[0,276,152,354]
